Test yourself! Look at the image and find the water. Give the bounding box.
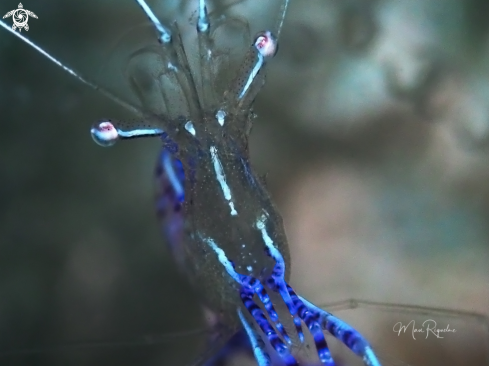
[0,1,488,365]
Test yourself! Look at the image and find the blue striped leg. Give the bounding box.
[258,217,335,365]
[257,217,305,343]
[265,267,335,365]
[287,287,335,366]
[287,287,381,366]
[238,309,271,366]
[240,285,298,366]
[202,238,298,365]
[244,276,292,344]
[263,246,304,343]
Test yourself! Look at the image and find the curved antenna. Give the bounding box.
[318,300,489,366]
[197,0,210,32]
[134,0,172,43]
[0,20,143,116]
[275,0,291,39]
[319,299,489,321]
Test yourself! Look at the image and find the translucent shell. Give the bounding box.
[3,1,488,366]
[89,2,382,366]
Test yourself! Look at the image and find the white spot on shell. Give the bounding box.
[216,110,226,126]
[185,121,196,136]
[167,62,178,72]
[210,146,238,216]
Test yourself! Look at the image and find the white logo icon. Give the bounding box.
[3,3,37,32]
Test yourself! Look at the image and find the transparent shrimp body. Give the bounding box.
[1,1,489,365]
[5,1,470,366]
[90,1,384,366]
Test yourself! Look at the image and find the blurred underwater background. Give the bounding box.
[0,0,488,365]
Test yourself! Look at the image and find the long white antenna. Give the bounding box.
[197,0,210,32]
[0,20,143,116]
[134,0,172,43]
[276,0,290,39]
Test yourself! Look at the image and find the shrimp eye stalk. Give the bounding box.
[90,120,164,147]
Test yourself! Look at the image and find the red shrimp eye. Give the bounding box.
[254,31,278,58]
[90,120,119,147]
[99,121,114,131]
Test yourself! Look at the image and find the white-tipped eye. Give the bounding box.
[254,31,278,58]
[91,120,119,147]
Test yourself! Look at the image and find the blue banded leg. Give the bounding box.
[243,276,291,345]
[238,309,271,366]
[263,251,304,343]
[299,296,381,366]
[202,238,292,347]
[285,286,381,366]
[257,217,305,343]
[202,237,297,364]
[240,286,298,366]
[284,285,335,365]
[154,149,187,273]
[257,216,334,365]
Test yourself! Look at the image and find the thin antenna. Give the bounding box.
[276,0,290,39]
[197,0,210,33]
[0,20,143,116]
[134,0,172,43]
